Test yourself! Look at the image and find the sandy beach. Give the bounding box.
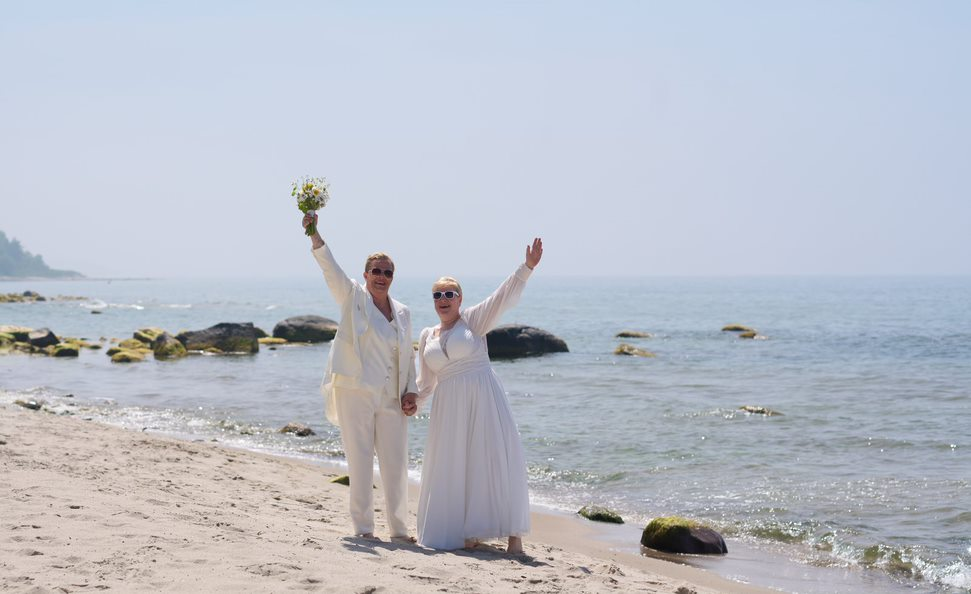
[0,402,776,593]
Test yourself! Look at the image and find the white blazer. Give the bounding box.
[312,244,418,425]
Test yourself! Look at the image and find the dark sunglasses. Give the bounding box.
[369,267,394,278]
[432,290,460,300]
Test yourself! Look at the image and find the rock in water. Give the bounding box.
[52,344,80,357]
[280,423,315,437]
[578,505,624,524]
[177,323,259,354]
[640,516,727,555]
[111,350,146,363]
[721,324,756,333]
[614,343,656,358]
[485,324,569,359]
[133,327,165,344]
[153,333,188,360]
[28,328,59,348]
[272,315,338,343]
[615,330,652,338]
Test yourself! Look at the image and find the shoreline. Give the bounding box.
[1,403,774,593]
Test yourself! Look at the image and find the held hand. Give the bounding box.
[525,237,543,269]
[401,393,418,416]
[302,212,324,248]
[301,212,318,231]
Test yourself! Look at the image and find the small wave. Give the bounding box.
[79,299,108,309]
[162,304,192,309]
[107,303,145,310]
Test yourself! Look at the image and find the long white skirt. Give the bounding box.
[417,367,530,550]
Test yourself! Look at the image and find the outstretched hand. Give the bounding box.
[401,393,418,416]
[525,237,543,269]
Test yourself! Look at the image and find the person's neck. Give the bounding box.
[440,317,460,330]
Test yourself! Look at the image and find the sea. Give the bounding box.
[1,274,969,593]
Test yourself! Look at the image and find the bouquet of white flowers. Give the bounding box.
[292,176,330,236]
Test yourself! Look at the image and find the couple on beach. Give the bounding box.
[302,212,543,554]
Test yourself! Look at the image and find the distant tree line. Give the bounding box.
[0,230,82,278]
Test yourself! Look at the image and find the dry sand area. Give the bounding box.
[1,403,772,593]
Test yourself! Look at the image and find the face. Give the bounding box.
[432,282,462,323]
[364,258,394,298]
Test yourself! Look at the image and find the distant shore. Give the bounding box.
[0,403,771,593]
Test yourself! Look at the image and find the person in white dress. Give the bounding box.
[302,212,420,542]
[415,238,544,554]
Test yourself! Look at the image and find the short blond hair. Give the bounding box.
[432,276,462,294]
[364,252,394,273]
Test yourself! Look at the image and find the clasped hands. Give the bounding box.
[401,392,418,416]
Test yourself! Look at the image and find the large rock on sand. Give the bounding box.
[272,315,338,343]
[177,323,259,354]
[640,516,727,555]
[485,324,569,359]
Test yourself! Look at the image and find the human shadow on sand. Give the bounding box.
[340,537,551,567]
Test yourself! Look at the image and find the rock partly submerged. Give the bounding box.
[614,343,656,358]
[578,505,624,524]
[616,330,653,339]
[485,324,568,359]
[640,516,727,555]
[280,423,315,437]
[153,332,188,360]
[739,405,783,416]
[272,315,338,343]
[177,323,259,354]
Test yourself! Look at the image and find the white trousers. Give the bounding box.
[335,386,409,537]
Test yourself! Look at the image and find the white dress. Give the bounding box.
[416,263,533,550]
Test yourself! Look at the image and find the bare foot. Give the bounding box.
[355,532,379,540]
[506,536,523,554]
[391,535,417,544]
[464,538,480,549]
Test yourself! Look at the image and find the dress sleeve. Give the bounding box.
[312,244,354,306]
[415,327,436,409]
[463,263,533,336]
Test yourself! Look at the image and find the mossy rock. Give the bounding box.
[615,330,653,339]
[204,347,224,354]
[578,505,624,524]
[740,405,783,416]
[118,338,151,351]
[0,332,15,345]
[13,341,34,353]
[258,337,288,345]
[52,344,80,357]
[614,343,656,358]
[722,324,756,333]
[330,475,350,486]
[105,346,123,356]
[111,350,146,363]
[641,516,727,555]
[133,327,165,344]
[154,333,187,360]
[0,326,33,342]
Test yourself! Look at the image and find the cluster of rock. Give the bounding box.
[721,324,767,340]
[1,290,86,303]
[3,315,572,362]
[0,325,102,357]
[576,507,728,556]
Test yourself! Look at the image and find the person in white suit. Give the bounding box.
[303,212,420,541]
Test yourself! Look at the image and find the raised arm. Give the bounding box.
[304,212,354,305]
[464,238,543,335]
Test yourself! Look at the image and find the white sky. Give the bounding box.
[2,1,969,278]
